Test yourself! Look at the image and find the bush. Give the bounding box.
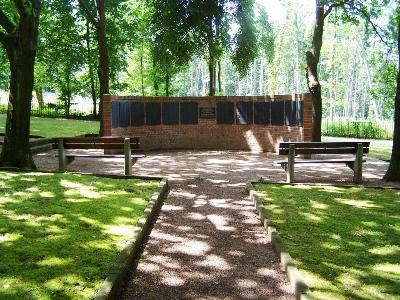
[322,119,393,140]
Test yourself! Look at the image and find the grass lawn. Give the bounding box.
[256,183,400,300]
[322,136,393,161]
[368,145,393,161]
[0,171,158,299]
[0,114,99,138]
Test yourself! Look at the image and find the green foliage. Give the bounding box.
[36,0,86,114]
[0,49,8,90]
[370,53,397,119]
[256,5,274,63]
[232,0,258,76]
[256,183,400,299]
[149,0,194,94]
[0,171,158,299]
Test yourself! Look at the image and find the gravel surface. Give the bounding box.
[32,150,398,299]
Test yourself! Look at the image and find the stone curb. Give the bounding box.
[246,181,310,300]
[93,176,168,300]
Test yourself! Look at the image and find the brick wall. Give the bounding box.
[103,94,312,153]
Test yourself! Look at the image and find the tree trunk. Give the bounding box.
[165,74,170,96]
[357,33,379,120]
[305,1,325,142]
[0,1,40,169]
[217,60,222,94]
[35,85,44,110]
[95,0,109,136]
[86,20,97,119]
[209,58,216,96]
[140,45,145,96]
[384,15,400,182]
[259,57,264,95]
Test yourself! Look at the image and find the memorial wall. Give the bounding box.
[103,94,312,152]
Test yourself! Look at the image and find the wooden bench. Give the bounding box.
[52,137,145,175]
[275,142,370,184]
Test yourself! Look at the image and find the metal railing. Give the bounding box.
[322,118,393,140]
[0,94,98,120]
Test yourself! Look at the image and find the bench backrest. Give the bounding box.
[279,142,370,155]
[52,137,140,150]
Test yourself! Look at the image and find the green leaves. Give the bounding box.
[232,0,258,76]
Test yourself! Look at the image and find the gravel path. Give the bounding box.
[33,150,398,299]
[121,180,293,300]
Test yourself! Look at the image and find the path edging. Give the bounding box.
[94,177,169,300]
[246,181,310,300]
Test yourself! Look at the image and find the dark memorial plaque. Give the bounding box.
[181,102,198,124]
[271,101,285,126]
[130,102,144,126]
[254,102,270,125]
[217,102,234,124]
[146,102,161,125]
[285,101,297,126]
[119,102,130,127]
[163,102,179,125]
[297,101,304,126]
[236,101,253,125]
[111,101,119,128]
[200,107,216,119]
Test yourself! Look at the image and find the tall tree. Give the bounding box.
[189,0,258,95]
[384,4,400,181]
[38,0,84,117]
[0,0,40,168]
[150,0,194,96]
[306,0,386,141]
[306,1,336,142]
[78,0,109,135]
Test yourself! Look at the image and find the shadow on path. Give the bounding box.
[121,180,293,299]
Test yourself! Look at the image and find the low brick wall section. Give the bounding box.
[103,94,312,152]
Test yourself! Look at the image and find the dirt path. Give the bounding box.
[121,180,293,300]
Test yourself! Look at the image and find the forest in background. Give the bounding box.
[0,0,397,121]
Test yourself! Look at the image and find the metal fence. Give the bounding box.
[0,92,98,120]
[322,118,394,140]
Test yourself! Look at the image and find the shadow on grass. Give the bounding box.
[0,171,158,299]
[256,183,400,300]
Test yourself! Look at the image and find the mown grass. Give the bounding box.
[368,145,393,161]
[0,114,99,138]
[256,183,400,300]
[322,136,393,161]
[0,171,158,299]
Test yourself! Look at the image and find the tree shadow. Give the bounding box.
[256,183,400,299]
[0,171,158,299]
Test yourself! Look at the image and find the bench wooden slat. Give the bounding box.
[279,147,369,155]
[52,137,139,144]
[64,154,145,158]
[61,143,140,150]
[279,141,370,148]
[275,158,366,165]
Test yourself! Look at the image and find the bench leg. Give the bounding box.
[353,143,363,184]
[287,144,295,183]
[58,138,67,172]
[124,138,132,176]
